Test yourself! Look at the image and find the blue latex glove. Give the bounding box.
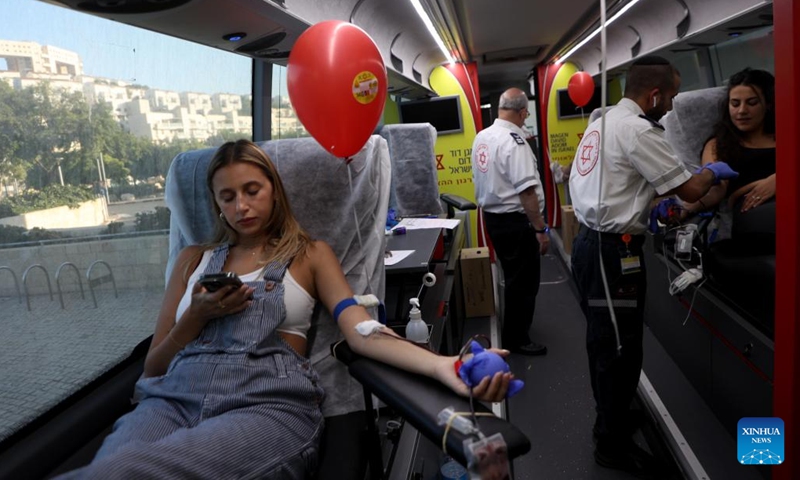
[694,162,739,184]
[649,198,681,233]
[457,341,524,398]
[386,208,399,229]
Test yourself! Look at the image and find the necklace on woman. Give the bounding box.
[237,244,264,257]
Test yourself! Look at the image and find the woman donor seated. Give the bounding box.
[56,139,512,479]
[685,68,775,251]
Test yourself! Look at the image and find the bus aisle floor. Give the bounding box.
[506,253,680,480]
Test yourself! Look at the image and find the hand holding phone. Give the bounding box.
[197,272,243,292]
[190,272,254,323]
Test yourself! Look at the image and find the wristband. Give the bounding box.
[532,225,549,234]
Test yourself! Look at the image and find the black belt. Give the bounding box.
[578,224,644,245]
[483,211,530,227]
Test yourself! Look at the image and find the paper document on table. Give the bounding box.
[393,218,460,230]
[384,250,414,266]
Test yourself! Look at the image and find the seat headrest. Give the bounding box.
[662,87,726,170]
[379,123,443,217]
[589,106,614,124]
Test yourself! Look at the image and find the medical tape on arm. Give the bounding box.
[333,294,386,324]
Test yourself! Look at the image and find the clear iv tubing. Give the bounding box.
[347,162,373,295]
[595,0,623,354]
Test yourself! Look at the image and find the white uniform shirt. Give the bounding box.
[569,98,691,234]
[472,118,544,214]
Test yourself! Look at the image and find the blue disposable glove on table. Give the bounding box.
[694,162,739,184]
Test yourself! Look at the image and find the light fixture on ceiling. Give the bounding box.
[558,0,642,63]
[223,32,247,42]
[409,0,456,64]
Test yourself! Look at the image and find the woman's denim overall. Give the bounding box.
[58,244,325,480]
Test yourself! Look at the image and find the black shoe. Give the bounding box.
[509,342,547,356]
[594,441,658,479]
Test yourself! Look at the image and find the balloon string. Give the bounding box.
[347,162,374,297]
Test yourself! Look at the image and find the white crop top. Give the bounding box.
[175,250,315,338]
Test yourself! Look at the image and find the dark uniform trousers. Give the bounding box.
[571,225,646,443]
[483,211,541,349]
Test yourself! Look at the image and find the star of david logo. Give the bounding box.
[575,130,600,176]
[475,144,490,173]
[581,144,594,164]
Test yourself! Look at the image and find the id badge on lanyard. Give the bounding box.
[620,233,641,274]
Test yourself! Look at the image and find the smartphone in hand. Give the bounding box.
[197,272,243,292]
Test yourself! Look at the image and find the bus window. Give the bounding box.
[711,26,774,84]
[0,0,251,446]
[271,65,310,140]
[670,50,715,92]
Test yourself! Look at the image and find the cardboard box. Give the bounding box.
[561,205,580,255]
[460,247,495,318]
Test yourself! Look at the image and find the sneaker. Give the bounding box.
[508,342,547,356]
[594,441,659,478]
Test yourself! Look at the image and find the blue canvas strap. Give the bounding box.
[333,295,386,324]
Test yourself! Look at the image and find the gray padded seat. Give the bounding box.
[165,135,391,417]
[662,86,726,170]
[588,106,614,124]
[379,123,443,217]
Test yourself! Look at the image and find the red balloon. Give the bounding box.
[567,71,595,108]
[288,21,387,158]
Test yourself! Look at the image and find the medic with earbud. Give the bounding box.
[568,55,738,476]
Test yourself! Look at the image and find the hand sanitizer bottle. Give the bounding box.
[405,298,428,344]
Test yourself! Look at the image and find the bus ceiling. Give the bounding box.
[44,0,773,98]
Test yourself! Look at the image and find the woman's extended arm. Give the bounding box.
[143,246,253,377]
[683,139,728,212]
[309,241,511,401]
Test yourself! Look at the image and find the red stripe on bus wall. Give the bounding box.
[444,62,482,132]
[677,298,772,385]
[773,0,800,478]
[536,63,565,228]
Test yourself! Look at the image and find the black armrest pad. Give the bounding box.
[332,342,530,466]
[440,193,477,211]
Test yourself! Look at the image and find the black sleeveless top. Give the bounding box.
[726,147,776,194]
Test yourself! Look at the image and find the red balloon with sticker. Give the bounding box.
[567,71,595,108]
[287,20,387,158]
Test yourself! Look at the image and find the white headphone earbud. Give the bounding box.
[653,97,657,108]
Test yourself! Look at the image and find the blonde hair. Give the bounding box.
[204,139,311,266]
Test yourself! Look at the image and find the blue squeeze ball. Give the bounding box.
[457,341,524,398]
